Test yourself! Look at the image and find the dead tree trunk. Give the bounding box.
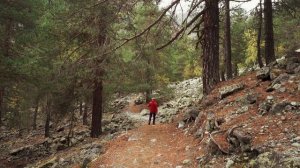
[224,0,233,79]
[264,0,276,65]
[202,0,220,95]
[257,0,264,68]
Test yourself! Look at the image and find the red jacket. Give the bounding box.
[148,100,158,113]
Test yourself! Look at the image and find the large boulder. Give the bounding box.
[286,62,300,74]
[270,68,284,80]
[134,96,144,105]
[256,67,271,80]
[269,101,290,114]
[183,107,199,123]
[219,83,245,99]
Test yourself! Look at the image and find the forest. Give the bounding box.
[0,0,300,167]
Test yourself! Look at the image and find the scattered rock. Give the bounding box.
[271,73,290,85]
[249,152,282,168]
[183,107,199,123]
[140,109,149,116]
[219,83,245,99]
[233,106,249,114]
[178,121,185,129]
[246,94,257,104]
[286,62,300,74]
[134,96,144,105]
[225,159,234,168]
[270,68,284,80]
[269,101,290,114]
[292,143,300,147]
[256,67,270,80]
[182,159,191,165]
[258,101,272,115]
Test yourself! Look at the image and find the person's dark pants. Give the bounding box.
[149,112,156,125]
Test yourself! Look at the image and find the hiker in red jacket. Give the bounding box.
[148,98,158,125]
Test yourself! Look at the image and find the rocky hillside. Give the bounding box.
[178,55,300,167]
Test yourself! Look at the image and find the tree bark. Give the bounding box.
[233,62,238,77]
[91,77,103,138]
[79,101,83,116]
[202,0,220,95]
[264,0,276,65]
[32,98,39,130]
[224,0,233,79]
[0,88,4,127]
[145,59,151,103]
[90,17,107,137]
[257,0,264,68]
[45,98,51,137]
[0,19,12,127]
[83,103,88,125]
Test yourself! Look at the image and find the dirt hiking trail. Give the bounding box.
[90,123,199,168]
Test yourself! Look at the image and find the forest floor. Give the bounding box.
[89,124,199,168]
[88,103,200,168]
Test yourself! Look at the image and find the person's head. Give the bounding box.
[151,98,156,101]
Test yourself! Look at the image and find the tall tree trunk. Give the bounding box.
[0,19,12,127]
[257,0,264,68]
[90,18,106,137]
[145,59,151,103]
[220,68,226,81]
[67,109,75,146]
[4,19,12,58]
[202,0,220,95]
[264,0,275,65]
[79,101,83,116]
[224,0,233,79]
[91,77,103,138]
[0,88,4,127]
[32,97,39,130]
[233,62,238,77]
[83,103,88,125]
[45,98,51,137]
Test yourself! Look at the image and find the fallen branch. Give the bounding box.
[209,131,230,154]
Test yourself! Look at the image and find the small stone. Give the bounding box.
[182,159,191,165]
[279,87,286,92]
[267,96,274,100]
[273,83,281,90]
[150,139,157,143]
[292,143,300,147]
[293,137,300,142]
[178,121,185,129]
[281,116,286,121]
[226,159,234,168]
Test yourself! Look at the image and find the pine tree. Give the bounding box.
[202,0,220,95]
